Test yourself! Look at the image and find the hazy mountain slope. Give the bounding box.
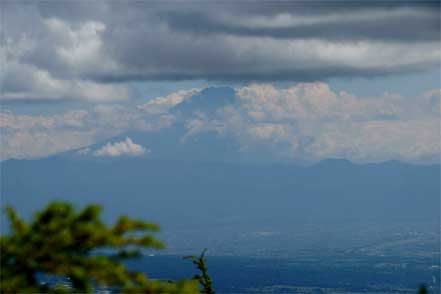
[1,86,439,255]
[1,158,438,227]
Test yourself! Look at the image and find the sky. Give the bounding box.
[1,1,440,163]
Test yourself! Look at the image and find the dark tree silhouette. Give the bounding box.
[418,284,428,294]
[1,201,430,294]
[0,202,198,293]
[184,249,215,294]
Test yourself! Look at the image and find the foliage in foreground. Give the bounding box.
[0,201,430,294]
[0,202,199,294]
[418,285,428,294]
[184,249,215,294]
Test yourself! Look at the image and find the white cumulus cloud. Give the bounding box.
[93,137,148,157]
[137,89,200,114]
[230,82,440,163]
[1,83,440,164]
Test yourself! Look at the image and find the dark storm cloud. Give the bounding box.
[229,1,440,14]
[1,0,440,100]
[161,8,439,42]
[34,1,441,41]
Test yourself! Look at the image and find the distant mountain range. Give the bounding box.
[1,156,439,228]
[1,86,439,255]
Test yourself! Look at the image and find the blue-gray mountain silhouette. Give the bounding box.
[1,86,439,254]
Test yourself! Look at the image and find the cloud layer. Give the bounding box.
[2,1,439,102]
[1,84,439,163]
[93,137,148,157]
[0,106,171,159]
[193,84,440,163]
[1,2,438,163]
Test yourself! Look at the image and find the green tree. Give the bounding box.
[0,202,199,294]
[184,249,215,294]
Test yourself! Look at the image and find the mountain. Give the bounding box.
[1,157,438,226]
[68,126,244,163]
[1,86,439,255]
[55,86,249,163]
[60,86,278,164]
[2,154,439,256]
[172,86,236,116]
